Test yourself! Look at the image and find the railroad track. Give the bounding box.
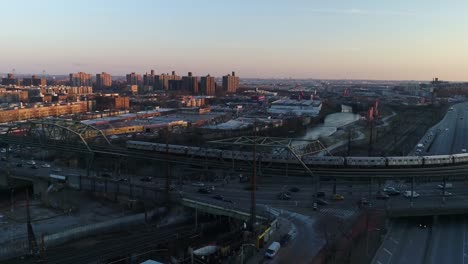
[44,225,196,264]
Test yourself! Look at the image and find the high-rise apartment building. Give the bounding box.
[155,71,181,91]
[182,72,199,95]
[200,74,216,96]
[126,72,142,85]
[23,75,46,86]
[143,69,156,86]
[222,71,240,94]
[96,72,112,89]
[2,73,20,86]
[69,72,92,86]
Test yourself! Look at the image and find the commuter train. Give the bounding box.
[126,140,468,168]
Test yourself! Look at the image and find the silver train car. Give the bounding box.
[126,141,466,168]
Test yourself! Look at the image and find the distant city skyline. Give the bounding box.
[1,0,468,81]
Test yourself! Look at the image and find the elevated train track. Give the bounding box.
[2,134,468,180]
[1,119,468,182]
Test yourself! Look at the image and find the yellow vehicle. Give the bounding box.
[332,194,345,201]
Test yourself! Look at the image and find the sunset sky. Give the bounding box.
[1,0,468,81]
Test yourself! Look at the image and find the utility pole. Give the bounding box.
[250,120,257,232]
[165,127,171,198]
[347,129,352,156]
[26,190,38,256]
[368,121,374,156]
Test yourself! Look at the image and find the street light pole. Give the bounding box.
[250,120,257,232]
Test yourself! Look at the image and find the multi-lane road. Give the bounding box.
[374,102,468,264]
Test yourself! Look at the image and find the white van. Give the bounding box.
[264,241,281,258]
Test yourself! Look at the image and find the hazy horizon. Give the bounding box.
[1,0,468,81]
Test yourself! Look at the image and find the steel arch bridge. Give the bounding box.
[0,119,111,151]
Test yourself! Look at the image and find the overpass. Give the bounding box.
[180,198,268,222]
[387,198,468,218]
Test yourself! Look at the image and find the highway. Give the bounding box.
[374,102,468,264]
[423,102,468,155]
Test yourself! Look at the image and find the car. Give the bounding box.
[26,160,36,165]
[376,192,390,200]
[316,191,325,198]
[419,223,428,228]
[239,174,250,183]
[192,182,205,187]
[223,199,233,203]
[278,192,291,200]
[212,195,224,200]
[198,187,212,194]
[332,194,345,201]
[30,165,38,169]
[383,187,400,196]
[207,185,215,191]
[441,191,453,196]
[403,191,420,198]
[289,187,300,192]
[117,178,128,182]
[16,163,23,167]
[359,197,369,205]
[316,198,329,206]
[41,163,51,168]
[313,202,318,211]
[52,168,62,173]
[280,234,292,246]
[140,176,153,182]
[437,183,453,189]
[463,149,467,153]
[101,173,112,178]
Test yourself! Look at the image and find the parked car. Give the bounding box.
[30,165,38,169]
[41,163,51,168]
[16,163,22,167]
[264,242,281,259]
[26,160,36,165]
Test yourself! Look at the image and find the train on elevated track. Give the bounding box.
[126,140,468,167]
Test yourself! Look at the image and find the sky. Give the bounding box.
[1,0,468,81]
